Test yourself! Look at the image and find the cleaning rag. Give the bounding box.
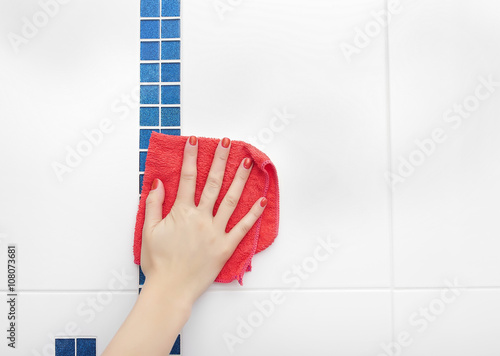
[134,132,280,284]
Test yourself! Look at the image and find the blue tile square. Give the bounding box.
[141,0,160,17]
[139,265,146,285]
[141,20,160,39]
[140,107,159,126]
[139,151,148,172]
[76,338,96,356]
[140,129,159,149]
[161,107,180,126]
[141,41,159,60]
[140,85,159,104]
[55,338,75,356]
[139,174,144,194]
[161,63,180,82]
[170,334,181,354]
[161,85,180,104]
[140,63,159,83]
[162,0,180,17]
[162,19,180,38]
[161,128,181,136]
[161,41,180,60]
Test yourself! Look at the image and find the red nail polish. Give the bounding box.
[189,136,197,146]
[260,197,268,207]
[221,137,230,148]
[151,178,159,190]
[243,157,252,169]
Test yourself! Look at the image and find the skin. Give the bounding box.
[102,136,267,356]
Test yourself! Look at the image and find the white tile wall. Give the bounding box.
[394,289,500,356]
[0,0,499,354]
[0,291,137,356]
[390,0,500,287]
[183,0,393,290]
[183,290,392,356]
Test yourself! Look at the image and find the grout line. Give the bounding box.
[3,286,500,293]
[384,0,396,344]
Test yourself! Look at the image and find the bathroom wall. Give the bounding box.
[1,0,500,355]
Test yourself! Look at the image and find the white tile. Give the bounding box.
[390,0,500,287]
[183,0,392,288]
[0,291,137,356]
[183,290,392,356]
[0,0,139,290]
[393,289,500,356]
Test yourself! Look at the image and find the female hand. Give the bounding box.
[140,136,267,305]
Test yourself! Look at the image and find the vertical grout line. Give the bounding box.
[384,0,396,346]
[159,0,162,134]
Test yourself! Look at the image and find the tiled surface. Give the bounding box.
[0,291,136,355]
[0,0,499,354]
[389,0,500,287]
[183,290,392,356]
[183,0,392,289]
[393,289,500,356]
[0,0,139,291]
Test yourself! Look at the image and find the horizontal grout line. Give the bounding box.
[0,290,139,294]
[140,17,180,20]
[140,38,180,42]
[140,82,181,85]
[140,126,181,129]
[140,60,181,63]
[2,287,500,293]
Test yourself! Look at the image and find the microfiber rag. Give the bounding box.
[134,132,280,285]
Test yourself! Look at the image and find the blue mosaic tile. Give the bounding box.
[76,338,96,356]
[141,20,160,39]
[162,63,180,82]
[161,41,180,60]
[55,339,75,356]
[140,85,159,104]
[140,107,159,126]
[170,335,181,355]
[139,151,148,172]
[140,129,159,149]
[162,19,180,38]
[161,107,180,126]
[162,0,180,17]
[141,0,160,17]
[161,128,181,135]
[161,85,180,104]
[141,63,160,83]
[141,41,160,60]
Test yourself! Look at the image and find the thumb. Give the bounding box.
[144,178,165,232]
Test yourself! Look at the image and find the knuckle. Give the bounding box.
[223,195,238,209]
[206,176,221,190]
[240,222,251,235]
[181,170,196,182]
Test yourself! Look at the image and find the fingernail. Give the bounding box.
[151,178,159,191]
[221,137,230,148]
[189,136,197,146]
[260,197,268,207]
[243,157,252,169]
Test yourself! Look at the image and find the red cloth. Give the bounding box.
[134,132,280,284]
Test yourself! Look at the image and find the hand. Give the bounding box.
[140,136,267,305]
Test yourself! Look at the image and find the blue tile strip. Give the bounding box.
[56,338,97,356]
[55,338,75,356]
[140,0,181,354]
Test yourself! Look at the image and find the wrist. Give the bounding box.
[140,275,194,318]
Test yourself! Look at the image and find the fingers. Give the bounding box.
[226,197,268,251]
[144,178,165,233]
[214,157,253,228]
[197,137,231,212]
[174,136,198,206]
